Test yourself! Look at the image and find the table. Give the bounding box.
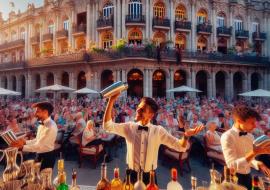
[77,185,166,190]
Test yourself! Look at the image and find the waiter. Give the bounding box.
[11,102,58,170]
[221,105,270,190]
[103,93,204,184]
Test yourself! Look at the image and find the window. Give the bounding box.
[154,2,165,18]
[234,19,243,31]
[63,20,69,31]
[48,24,54,34]
[102,32,113,49]
[128,0,142,18]
[20,29,25,39]
[175,4,186,21]
[128,28,143,44]
[252,22,259,32]
[197,9,207,24]
[103,2,114,18]
[217,16,225,27]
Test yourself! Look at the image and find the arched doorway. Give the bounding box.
[20,75,26,98]
[11,76,16,91]
[62,72,69,99]
[175,33,186,49]
[233,72,243,98]
[77,71,86,89]
[251,73,261,90]
[127,69,143,97]
[197,36,207,51]
[216,71,226,98]
[196,70,207,97]
[217,38,227,54]
[101,70,114,89]
[152,70,166,97]
[101,31,113,49]
[174,70,186,97]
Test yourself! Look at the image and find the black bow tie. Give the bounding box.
[138,125,148,132]
[239,131,248,136]
[38,121,44,125]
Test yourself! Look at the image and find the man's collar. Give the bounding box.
[136,121,150,127]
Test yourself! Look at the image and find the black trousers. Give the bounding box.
[36,150,56,170]
[129,169,158,186]
[236,173,252,190]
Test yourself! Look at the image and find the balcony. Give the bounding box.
[0,61,25,71]
[175,20,191,32]
[125,15,145,26]
[97,17,114,30]
[235,30,249,39]
[30,35,40,44]
[56,30,68,40]
[253,32,267,41]
[72,24,86,36]
[0,39,25,52]
[217,26,232,37]
[152,18,170,30]
[197,24,212,34]
[42,33,53,42]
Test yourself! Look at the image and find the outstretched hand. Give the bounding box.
[184,124,205,137]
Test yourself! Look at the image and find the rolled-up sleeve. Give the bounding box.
[103,120,131,138]
[159,127,187,152]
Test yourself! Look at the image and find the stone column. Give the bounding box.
[113,0,117,44]
[166,70,171,99]
[40,73,47,97]
[86,3,91,50]
[95,3,99,45]
[7,75,12,90]
[28,23,33,59]
[212,71,216,98]
[145,0,150,39]
[207,75,212,99]
[86,69,92,88]
[26,73,32,98]
[54,14,59,55]
[117,70,121,81]
[263,13,268,57]
[149,69,153,98]
[243,77,248,93]
[91,4,95,44]
[169,69,174,98]
[16,76,21,93]
[117,0,121,39]
[187,69,192,87]
[229,71,234,101]
[144,69,149,97]
[225,74,230,101]
[229,6,235,47]
[191,69,196,89]
[212,3,217,53]
[247,13,252,45]
[94,71,99,91]
[55,72,61,85]
[121,0,126,38]
[247,72,251,91]
[169,0,175,42]
[149,0,153,39]
[191,2,197,52]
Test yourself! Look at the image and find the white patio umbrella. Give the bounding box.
[167,85,202,93]
[73,87,98,94]
[36,84,75,92]
[0,87,21,96]
[239,89,270,97]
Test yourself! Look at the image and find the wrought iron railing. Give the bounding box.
[252,32,267,40]
[72,24,86,34]
[153,18,170,28]
[175,20,191,30]
[97,16,114,28]
[56,30,68,38]
[235,30,249,38]
[0,39,25,51]
[217,26,232,36]
[126,15,145,24]
[197,24,212,33]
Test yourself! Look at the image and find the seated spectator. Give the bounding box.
[82,120,102,147]
[6,116,21,134]
[205,120,222,152]
[165,112,178,129]
[69,112,86,144]
[190,113,203,129]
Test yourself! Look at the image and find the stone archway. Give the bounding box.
[101,70,114,89]
[196,70,208,97]
[152,69,166,98]
[251,72,262,90]
[216,71,226,98]
[11,76,16,91]
[46,73,54,86]
[127,69,143,97]
[77,71,86,89]
[233,72,244,98]
[174,70,187,97]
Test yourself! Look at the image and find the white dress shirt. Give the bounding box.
[221,126,260,174]
[23,117,58,153]
[104,120,187,172]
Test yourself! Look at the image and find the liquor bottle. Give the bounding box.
[53,154,65,187]
[146,169,158,190]
[70,169,80,190]
[96,162,111,190]
[252,176,261,190]
[191,176,197,190]
[134,168,146,190]
[41,168,55,190]
[57,172,69,190]
[111,167,122,190]
[167,168,183,190]
[222,166,231,184]
[122,168,134,190]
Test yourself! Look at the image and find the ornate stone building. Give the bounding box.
[0,0,269,100]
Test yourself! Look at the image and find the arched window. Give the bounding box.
[197,9,207,24]
[48,21,54,34]
[63,16,69,31]
[102,31,113,49]
[175,4,187,21]
[154,2,165,18]
[128,28,143,45]
[153,31,166,45]
[234,16,243,31]
[197,36,207,51]
[217,12,226,27]
[128,0,142,18]
[175,33,186,49]
[103,2,114,18]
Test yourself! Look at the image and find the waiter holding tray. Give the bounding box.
[11,102,58,170]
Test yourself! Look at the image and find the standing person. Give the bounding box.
[11,102,58,170]
[103,93,204,185]
[221,105,270,190]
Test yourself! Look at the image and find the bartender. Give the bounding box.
[11,102,58,170]
[221,105,270,189]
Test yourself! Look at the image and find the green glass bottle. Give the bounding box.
[57,172,69,190]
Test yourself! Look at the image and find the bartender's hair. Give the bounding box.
[141,97,159,114]
[232,105,261,122]
[32,102,54,116]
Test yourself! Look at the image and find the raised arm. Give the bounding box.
[104,93,120,124]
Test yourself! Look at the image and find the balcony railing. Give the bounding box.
[125,15,145,25]
[235,30,249,38]
[42,33,53,42]
[56,30,68,39]
[252,32,267,40]
[153,18,170,28]
[30,35,40,44]
[217,26,232,36]
[72,24,86,35]
[175,20,191,31]
[197,24,212,34]
[0,39,25,51]
[0,61,25,70]
[97,17,114,29]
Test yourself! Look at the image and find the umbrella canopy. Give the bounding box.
[36,84,75,92]
[73,87,99,94]
[167,85,202,93]
[0,87,21,96]
[239,89,270,97]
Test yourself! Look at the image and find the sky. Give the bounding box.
[0,0,43,20]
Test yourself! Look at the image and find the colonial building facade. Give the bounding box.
[0,0,270,100]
